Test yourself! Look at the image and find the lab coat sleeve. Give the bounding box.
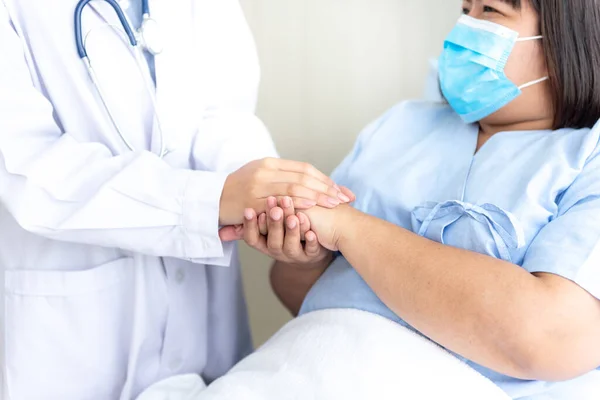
[183,0,280,264]
[187,110,279,266]
[521,139,600,300]
[0,12,229,263]
[189,0,278,175]
[191,110,278,176]
[188,111,278,265]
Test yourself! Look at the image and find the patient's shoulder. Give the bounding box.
[370,100,459,140]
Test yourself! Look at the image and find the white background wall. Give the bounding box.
[238,0,459,346]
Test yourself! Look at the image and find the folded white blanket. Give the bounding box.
[137,309,511,400]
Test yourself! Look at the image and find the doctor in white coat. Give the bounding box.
[0,0,350,399]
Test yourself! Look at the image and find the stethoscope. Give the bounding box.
[74,0,169,157]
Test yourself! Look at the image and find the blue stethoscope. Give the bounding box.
[74,0,168,157]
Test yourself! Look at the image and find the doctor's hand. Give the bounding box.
[241,196,333,267]
[219,158,353,226]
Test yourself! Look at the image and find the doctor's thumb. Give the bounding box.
[219,225,244,242]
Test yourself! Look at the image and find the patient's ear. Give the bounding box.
[424,58,443,102]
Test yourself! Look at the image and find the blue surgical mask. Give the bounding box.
[439,15,548,124]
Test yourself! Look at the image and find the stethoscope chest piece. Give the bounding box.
[139,16,163,55]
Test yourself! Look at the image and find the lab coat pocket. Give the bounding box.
[5,257,136,400]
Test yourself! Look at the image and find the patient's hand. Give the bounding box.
[301,203,355,251]
[242,196,332,266]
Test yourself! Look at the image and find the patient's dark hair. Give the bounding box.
[507,0,600,129]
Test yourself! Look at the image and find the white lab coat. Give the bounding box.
[0,0,277,399]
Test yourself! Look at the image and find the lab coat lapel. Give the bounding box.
[89,0,199,157]
[86,0,157,155]
[89,0,166,157]
[150,0,199,156]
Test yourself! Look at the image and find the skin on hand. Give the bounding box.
[242,196,332,266]
[218,158,353,226]
[299,204,354,251]
[219,185,356,242]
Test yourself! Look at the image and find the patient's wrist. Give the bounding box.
[335,206,363,252]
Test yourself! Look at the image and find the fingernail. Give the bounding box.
[306,232,316,242]
[244,209,253,220]
[328,197,340,206]
[283,197,291,208]
[338,192,351,202]
[301,199,317,208]
[271,209,282,221]
[287,218,297,229]
[268,197,277,208]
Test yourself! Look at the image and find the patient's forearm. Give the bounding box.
[270,256,332,316]
[335,208,600,381]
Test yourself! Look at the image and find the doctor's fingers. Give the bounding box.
[304,231,321,257]
[257,196,281,237]
[279,197,311,241]
[298,212,311,241]
[263,158,335,188]
[283,215,304,259]
[278,196,296,218]
[243,209,268,252]
[258,213,268,235]
[265,171,348,204]
[264,183,340,210]
[257,197,305,238]
[266,197,307,240]
[339,185,357,202]
[267,207,286,256]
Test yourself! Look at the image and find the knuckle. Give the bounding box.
[252,168,267,183]
[270,248,283,258]
[277,197,288,208]
[262,157,276,169]
[268,239,283,251]
[300,175,312,187]
[288,184,302,197]
[244,236,258,247]
[301,162,313,174]
[248,188,259,200]
[283,246,295,257]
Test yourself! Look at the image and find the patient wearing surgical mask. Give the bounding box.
[239,1,600,399]
[138,1,600,399]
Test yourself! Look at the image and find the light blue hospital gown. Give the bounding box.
[300,101,600,400]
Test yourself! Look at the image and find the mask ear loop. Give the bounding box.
[516,35,543,42]
[514,35,547,90]
[519,76,549,90]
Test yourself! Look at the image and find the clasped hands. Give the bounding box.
[218,158,355,265]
